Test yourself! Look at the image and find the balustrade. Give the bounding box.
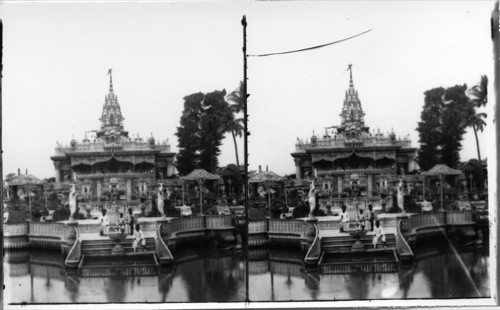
[4,223,28,236]
[248,220,268,234]
[268,219,306,237]
[205,215,232,229]
[29,222,69,238]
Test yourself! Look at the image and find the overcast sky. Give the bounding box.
[1,1,495,179]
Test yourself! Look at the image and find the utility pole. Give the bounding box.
[241,14,249,303]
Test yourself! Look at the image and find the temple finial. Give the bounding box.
[107,69,113,91]
[347,64,353,86]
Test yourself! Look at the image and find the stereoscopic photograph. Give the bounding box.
[1,1,497,308]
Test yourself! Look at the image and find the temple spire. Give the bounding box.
[107,69,113,92]
[347,64,353,86]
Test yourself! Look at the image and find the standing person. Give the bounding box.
[367,204,375,231]
[421,197,433,213]
[99,209,110,236]
[372,220,387,249]
[125,208,134,235]
[339,204,350,232]
[132,224,147,252]
[117,212,126,235]
[357,209,366,231]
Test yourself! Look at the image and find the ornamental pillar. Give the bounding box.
[367,174,373,196]
[126,179,132,201]
[337,176,343,197]
[97,180,102,198]
[166,158,175,177]
[54,162,61,184]
[294,158,302,179]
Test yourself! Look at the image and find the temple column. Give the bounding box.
[54,162,61,184]
[294,158,302,179]
[337,176,343,197]
[126,179,132,201]
[166,158,175,177]
[367,174,373,196]
[97,180,102,198]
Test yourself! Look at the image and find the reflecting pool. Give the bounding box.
[4,247,246,304]
[4,243,489,304]
[248,244,490,301]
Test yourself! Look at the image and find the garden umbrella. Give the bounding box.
[248,171,283,218]
[180,169,221,215]
[6,173,43,221]
[422,164,462,211]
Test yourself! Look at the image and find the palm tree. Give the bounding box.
[467,75,488,162]
[226,81,245,167]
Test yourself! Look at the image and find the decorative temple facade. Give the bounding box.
[291,66,417,202]
[50,71,176,204]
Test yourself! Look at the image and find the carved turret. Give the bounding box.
[96,69,129,140]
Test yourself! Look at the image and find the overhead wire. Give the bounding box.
[247,29,372,57]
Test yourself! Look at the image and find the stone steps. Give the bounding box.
[81,237,156,256]
[320,234,397,252]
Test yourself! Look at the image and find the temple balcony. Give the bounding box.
[295,136,411,151]
[55,141,171,155]
[317,168,394,176]
[75,171,155,180]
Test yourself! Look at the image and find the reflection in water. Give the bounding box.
[4,247,245,304]
[4,243,489,303]
[249,245,489,301]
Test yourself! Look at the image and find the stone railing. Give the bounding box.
[3,223,29,249]
[446,210,472,224]
[400,212,446,233]
[248,220,268,234]
[4,223,28,236]
[268,219,307,238]
[156,222,173,265]
[396,219,413,262]
[317,219,339,231]
[206,215,232,229]
[304,224,321,265]
[65,227,81,268]
[29,222,71,241]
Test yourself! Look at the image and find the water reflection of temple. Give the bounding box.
[291,66,417,203]
[50,71,175,206]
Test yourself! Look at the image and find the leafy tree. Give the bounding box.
[440,84,471,168]
[467,75,488,162]
[175,93,204,175]
[416,87,444,170]
[198,90,233,173]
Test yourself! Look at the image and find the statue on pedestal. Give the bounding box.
[157,183,166,217]
[69,184,77,221]
[397,179,405,214]
[308,180,317,218]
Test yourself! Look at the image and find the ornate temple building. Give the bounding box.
[291,66,417,202]
[50,71,176,204]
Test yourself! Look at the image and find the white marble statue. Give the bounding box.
[157,183,166,217]
[397,179,405,214]
[69,184,77,221]
[308,180,316,218]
